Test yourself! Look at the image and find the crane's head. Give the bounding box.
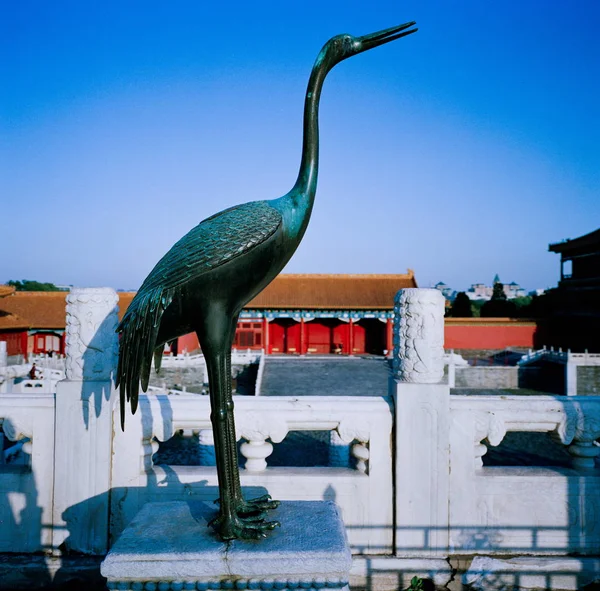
[318,21,417,70]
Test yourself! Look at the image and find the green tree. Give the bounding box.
[449,292,473,317]
[7,279,61,291]
[516,293,552,318]
[481,282,517,317]
[470,299,485,317]
[491,281,507,300]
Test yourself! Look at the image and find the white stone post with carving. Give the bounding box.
[52,288,119,553]
[392,288,450,559]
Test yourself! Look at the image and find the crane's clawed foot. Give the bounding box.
[236,494,280,518]
[209,512,280,541]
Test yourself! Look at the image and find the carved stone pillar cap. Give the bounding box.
[65,287,119,381]
[394,287,444,305]
[67,286,119,299]
[393,288,445,384]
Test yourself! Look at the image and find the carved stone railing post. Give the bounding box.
[0,341,7,367]
[391,288,450,558]
[52,287,119,554]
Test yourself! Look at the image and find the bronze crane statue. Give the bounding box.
[116,21,417,541]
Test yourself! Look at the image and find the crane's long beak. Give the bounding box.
[356,21,418,53]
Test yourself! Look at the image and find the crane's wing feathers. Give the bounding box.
[116,201,282,428]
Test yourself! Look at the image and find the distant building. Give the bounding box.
[466,283,493,301]
[434,281,456,301]
[466,276,526,300]
[548,227,600,352]
[504,281,527,299]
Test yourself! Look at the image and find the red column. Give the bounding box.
[300,318,306,355]
[349,319,354,356]
[386,318,393,356]
[22,331,28,361]
[263,318,270,354]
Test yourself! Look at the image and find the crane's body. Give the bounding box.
[117,21,417,540]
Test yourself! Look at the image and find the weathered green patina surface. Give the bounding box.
[116,21,417,541]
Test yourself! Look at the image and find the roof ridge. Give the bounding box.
[276,273,414,279]
[11,291,68,296]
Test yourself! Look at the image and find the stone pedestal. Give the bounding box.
[101,501,352,590]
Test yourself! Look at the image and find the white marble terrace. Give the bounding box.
[1,287,600,589]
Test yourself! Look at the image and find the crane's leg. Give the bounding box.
[198,311,278,540]
[225,315,279,518]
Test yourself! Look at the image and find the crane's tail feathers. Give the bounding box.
[116,289,174,429]
[153,347,163,373]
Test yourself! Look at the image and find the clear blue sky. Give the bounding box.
[2,1,599,292]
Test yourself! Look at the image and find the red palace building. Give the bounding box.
[175,273,418,355]
[0,287,67,357]
[0,272,543,358]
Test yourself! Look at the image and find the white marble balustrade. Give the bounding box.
[449,394,600,556]
[0,393,55,552]
[111,393,393,554]
[158,349,262,369]
[4,284,600,583]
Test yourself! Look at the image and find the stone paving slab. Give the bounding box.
[260,356,391,397]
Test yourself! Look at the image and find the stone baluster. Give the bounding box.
[569,439,600,470]
[198,429,216,466]
[392,288,449,557]
[329,430,350,468]
[142,435,160,471]
[568,406,600,470]
[52,287,119,553]
[240,438,273,472]
[236,414,288,473]
[351,441,370,473]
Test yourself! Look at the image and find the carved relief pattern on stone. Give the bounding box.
[336,416,370,444]
[393,288,444,383]
[473,412,507,469]
[65,288,119,381]
[236,412,289,445]
[0,415,32,443]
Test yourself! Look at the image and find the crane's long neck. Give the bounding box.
[291,60,330,208]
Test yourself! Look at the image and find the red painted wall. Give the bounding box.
[0,331,27,356]
[444,320,537,350]
[306,321,331,354]
[352,323,366,354]
[173,317,540,355]
[268,320,300,354]
[178,332,199,354]
[284,322,301,354]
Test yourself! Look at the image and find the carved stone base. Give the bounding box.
[101,501,351,590]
